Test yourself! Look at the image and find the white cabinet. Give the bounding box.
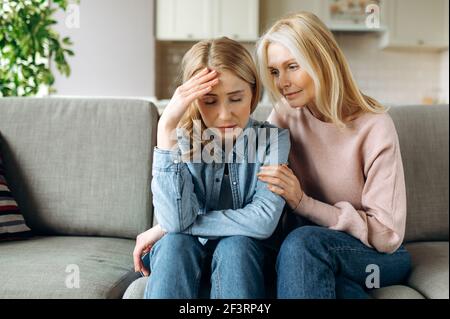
[156,0,259,41]
[156,0,212,40]
[212,0,259,41]
[261,0,385,33]
[380,0,449,50]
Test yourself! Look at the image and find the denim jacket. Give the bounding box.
[151,117,291,242]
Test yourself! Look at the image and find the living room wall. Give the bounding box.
[50,0,156,97]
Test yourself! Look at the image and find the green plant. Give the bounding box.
[0,0,76,96]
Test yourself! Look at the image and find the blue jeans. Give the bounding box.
[276,226,412,299]
[143,233,273,299]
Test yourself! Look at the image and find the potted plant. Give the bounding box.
[0,0,76,97]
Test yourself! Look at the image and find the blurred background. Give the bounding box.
[1,0,449,111]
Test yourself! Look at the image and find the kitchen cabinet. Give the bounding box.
[212,0,259,41]
[156,0,212,40]
[261,0,385,33]
[156,0,259,41]
[322,0,386,32]
[380,0,449,50]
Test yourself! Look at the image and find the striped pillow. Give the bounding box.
[0,149,32,240]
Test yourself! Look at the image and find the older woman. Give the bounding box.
[256,12,411,299]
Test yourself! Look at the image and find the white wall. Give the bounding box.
[51,0,155,97]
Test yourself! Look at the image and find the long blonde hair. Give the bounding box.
[256,12,385,128]
[178,37,261,157]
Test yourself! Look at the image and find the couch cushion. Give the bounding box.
[404,241,449,299]
[123,277,147,299]
[0,143,32,240]
[0,236,140,298]
[0,98,158,239]
[388,105,449,242]
[370,285,425,299]
[123,277,428,299]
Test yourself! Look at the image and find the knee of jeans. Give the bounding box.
[280,226,327,256]
[213,236,261,261]
[155,233,198,258]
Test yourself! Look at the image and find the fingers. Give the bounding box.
[133,237,149,274]
[257,174,289,190]
[185,77,219,97]
[183,68,218,92]
[190,67,209,81]
[134,246,150,276]
[178,71,219,104]
[258,164,294,183]
[257,164,299,199]
[187,85,214,102]
[266,184,285,196]
[140,246,151,276]
[142,269,150,277]
[266,164,292,172]
[133,244,143,273]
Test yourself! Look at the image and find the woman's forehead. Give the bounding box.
[267,42,295,66]
[207,71,250,95]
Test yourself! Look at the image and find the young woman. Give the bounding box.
[255,12,412,298]
[133,37,290,299]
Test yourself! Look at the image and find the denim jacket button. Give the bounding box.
[173,159,179,164]
[232,181,237,185]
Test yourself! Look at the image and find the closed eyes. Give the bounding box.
[202,97,243,105]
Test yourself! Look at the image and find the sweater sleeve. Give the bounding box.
[293,116,407,254]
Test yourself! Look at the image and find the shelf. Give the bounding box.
[329,25,387,32]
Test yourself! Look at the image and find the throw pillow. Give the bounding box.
[0,140,32,240]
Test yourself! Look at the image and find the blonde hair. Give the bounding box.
[178,37,261,157]
[256,12,385,128]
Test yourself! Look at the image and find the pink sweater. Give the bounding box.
[268,106,407,254]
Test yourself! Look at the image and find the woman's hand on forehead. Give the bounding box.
[157,68,220,150]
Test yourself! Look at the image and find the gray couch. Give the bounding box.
[0,97,448,299]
